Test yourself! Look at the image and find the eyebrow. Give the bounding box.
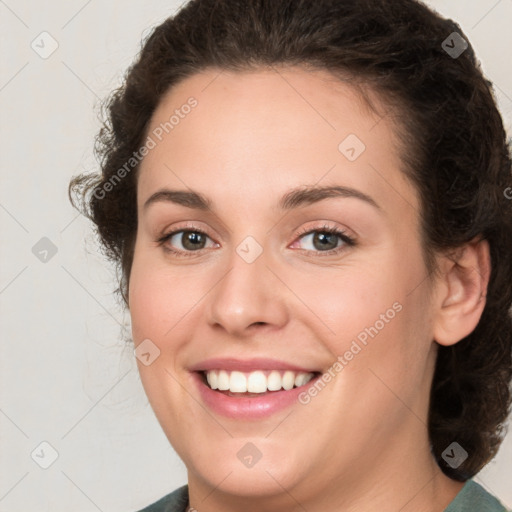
[143,184,382,213]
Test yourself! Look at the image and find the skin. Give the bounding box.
[128,67,490,512]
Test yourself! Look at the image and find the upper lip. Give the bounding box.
[189,358,320,373]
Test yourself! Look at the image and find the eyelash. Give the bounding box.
[156,223,356,259]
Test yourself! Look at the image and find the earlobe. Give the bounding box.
[433,237,491,347]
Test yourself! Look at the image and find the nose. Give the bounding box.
[206,243,289,338]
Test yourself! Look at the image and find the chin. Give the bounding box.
[203,468,294,498]
[187,443,305,498]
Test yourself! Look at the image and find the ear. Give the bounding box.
[433,237,491,347]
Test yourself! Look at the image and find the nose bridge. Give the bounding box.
[207,233,288,336]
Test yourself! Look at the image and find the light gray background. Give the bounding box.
[1,1,511,511]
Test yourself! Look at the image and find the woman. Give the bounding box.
[69,0,512,510]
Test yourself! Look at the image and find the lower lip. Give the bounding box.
[192,371,320,420]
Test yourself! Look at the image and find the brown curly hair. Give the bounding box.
[69,0,512,482]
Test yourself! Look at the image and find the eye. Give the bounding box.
[291,224,356,256]
[157,225,218,258]
[157,222,356,258]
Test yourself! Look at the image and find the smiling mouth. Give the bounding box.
[199,369,321,397]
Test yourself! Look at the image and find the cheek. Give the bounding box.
[313,251,430,377]
[296,263,401,342]
[128,249,213,344]
[128,248,173,343]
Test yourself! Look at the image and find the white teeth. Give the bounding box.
[204,369,315,393]
[206,371,218,390]
[247,371,267,393]
[294,372,310,387]
[282,371,295,390]
[267,370,282,391]
[229,371,247,392]
[217,370,230,390]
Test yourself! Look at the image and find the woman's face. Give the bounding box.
[129,67,441,502]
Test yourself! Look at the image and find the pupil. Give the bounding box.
[315,232,337,250]
[184,231,204,250]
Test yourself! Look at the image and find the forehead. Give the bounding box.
[137,66,419,217]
